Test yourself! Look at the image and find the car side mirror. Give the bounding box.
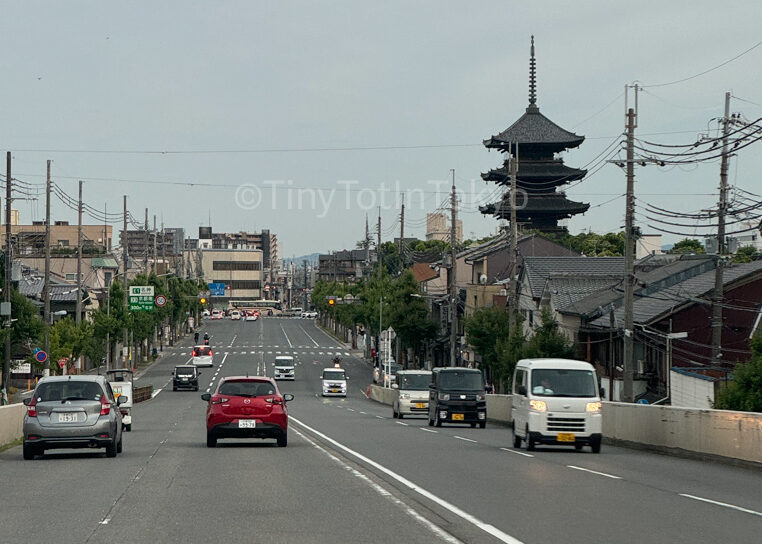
[201,393,211,402]
[197,372,202,376]
[518,385,527,396]
[117,396,128,405]
[283,394,294,402]
[23,397,31,406]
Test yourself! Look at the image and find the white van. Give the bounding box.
[273,356,295,380]
[511,359,603,453]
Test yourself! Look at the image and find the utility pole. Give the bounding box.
[122,195,128,369]
[303,259,308,309]
[153,214,157,275]
[76,180,83,324]
[711,92,732,364]
[3,152,12,401]
[143,208,149,273]
[377,208,382,278]
[622,104,638,403]
[449,170,458,367]
[508,144,519,333]
[44,161,52,359]
[364,214,370,276]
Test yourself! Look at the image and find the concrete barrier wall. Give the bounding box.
[602,402,762,465]
[0,404,25,447]
[367,389,762,464]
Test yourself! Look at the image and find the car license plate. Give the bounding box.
[57,412,79,423]
[238,420,256,428]
[414,402,426,409]
[452,413,464,421]
[331,388,339,393]
[557,432,575,442]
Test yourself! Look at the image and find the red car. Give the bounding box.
[201,376,293,448]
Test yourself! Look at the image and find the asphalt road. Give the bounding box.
[2,317,761,544]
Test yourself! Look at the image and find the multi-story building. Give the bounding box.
[184,227,277,269]
[1,217,112,255]
[119,229,182,260]
[425,213,462,244]
[317,249,375,283]
[183,248,264,303]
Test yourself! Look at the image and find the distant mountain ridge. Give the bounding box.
[283,252,320,267]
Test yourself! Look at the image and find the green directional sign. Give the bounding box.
[129,286,155,311]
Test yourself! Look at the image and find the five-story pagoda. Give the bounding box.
[480,37,589,233]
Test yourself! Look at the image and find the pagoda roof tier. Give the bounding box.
[482,160,586,186]
[480,191,590,221]
[484,106,585,153]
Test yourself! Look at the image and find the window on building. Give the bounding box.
[212,261,261,271]
[225,280,262,290]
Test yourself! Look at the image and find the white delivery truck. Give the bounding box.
[511,358,603,453]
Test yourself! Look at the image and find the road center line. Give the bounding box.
[567,465,621,479]
[680,494,762,517]
[290,417,524,544]
[499,447,534,458]
[420,428,438,433]
[454,436,477,443]
[280,324,293,348]
[299,324,320,347]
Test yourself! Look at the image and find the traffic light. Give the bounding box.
[328,298,335,306]
[200,297,207,305]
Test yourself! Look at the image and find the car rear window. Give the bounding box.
[175,368,195,376]
[35,381,104,402]
[219,381,276,397]
[195,347,212,356]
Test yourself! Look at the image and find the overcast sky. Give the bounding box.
[2,1,761,258]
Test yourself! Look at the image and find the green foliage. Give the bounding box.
[537,230,625,256]
[732,245,758,263]
[713,334,762,412]
[668,238,705,255]
[465,306,510,371]
[0,288,46,361]
[523,309,576,359]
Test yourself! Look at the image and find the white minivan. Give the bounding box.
[273,356,295,380]
[511,358,603,453]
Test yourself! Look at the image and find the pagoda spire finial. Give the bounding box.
[528,35,538,111]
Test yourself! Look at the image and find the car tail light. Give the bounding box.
[100,396,111,416]
[210,396,229,405]
[120,410,128,416]
[209,351,213,357]
[192,350,197,357]
[27,397,38,417]
[265,397,283,405]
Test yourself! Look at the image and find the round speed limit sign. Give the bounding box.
[154,294,167,307]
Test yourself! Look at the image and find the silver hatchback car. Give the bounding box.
[23,375,126,460]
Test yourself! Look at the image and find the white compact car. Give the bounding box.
[192,345,214,367]
[245,312,258,322]
[230,310,241,320]
[392,370,431,419]
[274,356,295,380]
[511,358,603,453]
[321,368,347,397]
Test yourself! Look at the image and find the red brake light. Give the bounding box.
[209,350,213,357]
[100,395,111,416]
[192,350,197,357]
[211,396,229,405]
[265,397,283,405]
[27,397,37,417]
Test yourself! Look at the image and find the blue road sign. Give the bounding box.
[208,282,226,297]
[35,350,48,363]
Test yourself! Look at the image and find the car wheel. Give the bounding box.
[526,426,536,452]
[513,429,522,448]
[575,444,583,451]
[22,442,38,460]
[591,436,602,454]
[470,422,476,428]
[124,424,132,432]
[398,412,404,420]
[106,438,118,458]
[479,421,486,429]
[277,433,288,447]
[117,435,123,454]
[206,431,217,448]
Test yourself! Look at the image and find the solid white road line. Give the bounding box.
[499,447,534,458]
[680,494,762,517]
[280,324,293,347]
[420,428,438,433]
[290,417,524,544]
[567,465,622,479]
[292,427,464,544]
[299,324,321,347]
[454,436,477,443]
[151,388,162,399]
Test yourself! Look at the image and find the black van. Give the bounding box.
[173,365,200,391]
[428,367,487,428]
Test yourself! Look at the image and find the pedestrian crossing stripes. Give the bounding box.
[172,350,353,357]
